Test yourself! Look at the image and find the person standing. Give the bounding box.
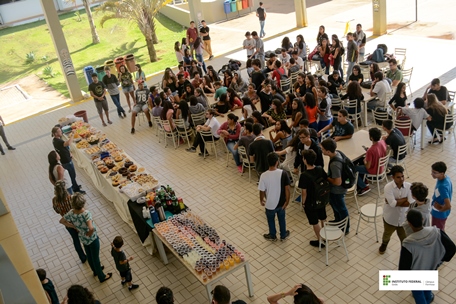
[345,32,358,83]
[102,67,126,119]
[292,128,324,175]
[379,165,413,254]
[186,21,198,57]
[259,152,291,241]
[51,127,85,194]
[355,24,366,63]
[251,31,265,69]
[249,123,274,177]
[430,161,452,231]
[88,73,112,126]
[320,138,350,234]
[199,20,213,60]
[0,114,15,155]
[243,31,256,61]
[256,2,267,38]
[399,209,456,304]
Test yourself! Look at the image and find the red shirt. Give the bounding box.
[271,68,286,88]
[365,141,387,174]
[187,28,198,44]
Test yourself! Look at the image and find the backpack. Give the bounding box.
[302,167,330,209]
[329,150,356,189]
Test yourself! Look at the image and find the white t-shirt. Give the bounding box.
[244,104,254,118]
[243,38,256,56]
[278,53,291,65]
[258,169,289,210]
[205,117,221,138]
[294,56,304,70]
[373,79,392,104]
[400,107,430,130]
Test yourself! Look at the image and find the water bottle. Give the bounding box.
[142,206,150,219]
[156,203,166,222]
[149,206,160,224]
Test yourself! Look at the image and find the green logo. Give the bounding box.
[383,275,391,286]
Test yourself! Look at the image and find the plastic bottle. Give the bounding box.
[142,206,150,219]
[156,203,166,221]
[178,198,185,210]
[149,206,160,224]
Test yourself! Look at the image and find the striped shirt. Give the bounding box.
[53,195,72,217]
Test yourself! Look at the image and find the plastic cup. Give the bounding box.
[229,258,235,266]
[224,260,230,270]
[202,274,208,282]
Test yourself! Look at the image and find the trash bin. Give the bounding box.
[230,0,237,12]
[236,0,242,11]
[104,60,117,75]
[95,66,106,80]
[83,66,95,85]
[224,1,231,14]
[114,57,125,73]
[242,0,248,9]
[124,54,136,73]
[74,110,88,123]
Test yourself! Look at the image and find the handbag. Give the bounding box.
[308,48,319,61]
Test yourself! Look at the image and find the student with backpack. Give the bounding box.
[321,138,355,234]
[299,150,330,247]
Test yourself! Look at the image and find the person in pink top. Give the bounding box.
[160,100,176,132]
[356,127,387,195]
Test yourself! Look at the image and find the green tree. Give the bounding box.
[97,0,172,62]
[66,0,100,44]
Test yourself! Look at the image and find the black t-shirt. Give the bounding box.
[200,26,210,41]
[388,94,407,108]
[249,138,274,173]
[294,138,324,171]
[385,128,406,160]
[332,120,354,137]
[349,73,363,83]
[53,137,71,164]
[43,279,59,304]
[177,80,191,97]
[277,170,291,208]
[251,70,265,94]
[298,166,327,207]
[88,81,106,99]
[295,83,307,98]
[257,7,266,21]
[259,91,273,114]
[428,86,449,102]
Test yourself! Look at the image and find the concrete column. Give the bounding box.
[372,0,387,36]
[40,0,83,102]
[188,0,203,28]
[294,0,308,28]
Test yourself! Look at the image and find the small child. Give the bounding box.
[36,268,59,304]
[403,182,432,236]
[111,236,139,291]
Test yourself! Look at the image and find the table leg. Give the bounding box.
[153,232,168,265]
[363,102,368,127]
[206,283,213,304]
[244,261,254,297]
[421,119,426,150]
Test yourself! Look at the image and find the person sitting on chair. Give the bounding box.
[131,81,152,134]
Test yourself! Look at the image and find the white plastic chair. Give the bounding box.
[401,67,413,97]
[160,120,178,149]
[355,197,384,243]
[372,108,389,127]
[175,118,194,148]
[199,130,218,159]
[365,151,391,195]
[238,146,255,182]
[330,97,342,116]
[345,171,360,213]
[191,111,206,127]
[152,116,164,138]
[343,99,362,129]
[394,144,409,178]
[280,77,292,95]
[319,216,349,266]
[431,110,456,151]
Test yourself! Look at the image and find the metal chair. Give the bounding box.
[345,171,360,213]
[394,118,414,152]
[152,116,164,138]
[342,99,362,129]
[280,77,292,95]
[330,97,342,116]
[174,118,194,148]
[136,110,146,126]
[219,138,231,167]
[290,71,300,88]
[160,120,179,149]
[395,144,409,178]
[394,48,407,67]
[238,146,255,182]
[401,67,413,97]
[199,130,218,159]
[355,197,383,243]
[191,111,206,127]
[321,129,331,142]
[319,216,349,266]
[360,65,371,81]
[365,151,391,195]
[431,110,456,151]
[372,108,389,127]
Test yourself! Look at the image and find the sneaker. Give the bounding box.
[123,112,127,117]
[128,284,139,291]
[186,147,196,153]
[7,146,15,150]
[209,55,214,60]
[379,243,387,254]
[280,230,290,241]
[237,165,243,173]
[263,234,277,242]
[121,280,126,286]
[148,121,153,127]
[131,128,135,134]
[309,240,324,248]
[358,186,371,196]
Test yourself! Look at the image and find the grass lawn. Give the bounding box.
[0,8,186,98]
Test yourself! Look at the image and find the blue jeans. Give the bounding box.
[355,165,369,189]
[62,161,80,192]
[412,291,434,304]
[226,141,241,166]
[83,236,106,281]
[110,94,125,116]
[265,207,287,239]
[195,54,207,74]
[65,226,86,263]
[329,193,350,232]
[309,121,318,131]
[259,20,265,37]
[346,61,356,82]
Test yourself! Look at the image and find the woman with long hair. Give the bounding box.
[252,110,267,128]
[426,93,452,143]
[283,92,296,116]
[176,99,190,128]
[294,73,307,98]
[162,68,178,94]
[316,25,328,45]
[214,93,230,117]
[242,97,257,119]
[340,81,364,114]
[207,66,220,82]
[60,194,112,283]
[202,75,215,95]
[295,34,307,60]
[52,181,87,264]
[227,88,243,110]
[303,92,318,130]
[318,38,331,74]
[218,113,242,171]
[263,99,287,125]
[388,82,407,110]
[63,284,101,304]
[276,134,300,174]
[370,62,380,81]
[48,150,73,194]
[316,86,333,131]
[174,41,184,66]
[269,119,292,149]
[223,70,233,88]
[182,48,193,70]
[194,88,209,108]
[267,283,324,304]
[290,98,307,133]
[182,83,195,101]
[305,74,318,97]
[118,64,134,112]
[160,100,176,131]
[281,36,294,54]
[193,37,207,74]
[135,64,147,88]
[181,37,188,52]
[243,83,260,106]
[330,34,343,79]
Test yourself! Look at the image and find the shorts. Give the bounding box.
[133,103,148,113]
[119,269,132,283]
[304,206,327,225]
[94,99,109,114]
[122,85,134,94]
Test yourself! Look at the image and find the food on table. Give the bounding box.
[112,180,120,187]
[129,165,137,172]
[100,166,109,173]
[124,161,133,168]
[76,140,90,149]
[138,167,145,173]
[114,156,123,162]
[85,146,101,155]
[103,142,117,151]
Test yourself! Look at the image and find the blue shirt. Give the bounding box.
[431,176,452,219]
